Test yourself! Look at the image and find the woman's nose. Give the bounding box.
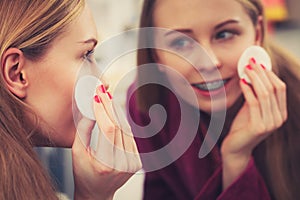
[189,44,221,73]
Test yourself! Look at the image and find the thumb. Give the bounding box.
[73,117,95,149]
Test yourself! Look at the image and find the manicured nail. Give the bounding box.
[107,92,113,100]
[260,64,266,70]
[94,95,101,103]
[100,85,106,93]
[241,78,248,85]
[246,64,253,70]
[250,57,256,64]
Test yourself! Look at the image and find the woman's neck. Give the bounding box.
[202,95,245,143]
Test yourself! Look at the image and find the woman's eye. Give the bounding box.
[84,49,95,62]
[215,30,236,40]
[169,37,194,51]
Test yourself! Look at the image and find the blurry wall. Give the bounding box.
[286,0,300,24]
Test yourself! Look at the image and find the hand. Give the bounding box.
[72,86,142,200]
[221,58,287,189]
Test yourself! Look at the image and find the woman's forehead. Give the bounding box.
[153,0,248,28]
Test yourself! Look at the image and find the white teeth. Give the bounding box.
[192,80,228,91]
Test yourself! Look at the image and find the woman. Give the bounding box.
[0,0,141,199]
[127,0,300,199]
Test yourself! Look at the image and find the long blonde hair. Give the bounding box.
[0,0,84,199]
[136,0,300,199]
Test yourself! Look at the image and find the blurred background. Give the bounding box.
[36,0,300,199]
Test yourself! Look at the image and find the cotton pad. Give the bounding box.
[237,45,272,83]
[74,75,102,120]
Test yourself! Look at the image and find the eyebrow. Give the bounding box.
[164,19,240,36]
[79,38,98,47]
[165,29,192,36]
[214,19,239,30]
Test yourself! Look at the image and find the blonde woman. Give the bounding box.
[0,0,141,199]
[127,0,300,199]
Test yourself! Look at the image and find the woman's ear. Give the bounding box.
[254,15,264,46]
[1,48,28,99]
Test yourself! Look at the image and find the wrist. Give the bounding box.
[221,148,251,162]
[222,150,252,178]
[221,152,252,190]
[222,153,251,173]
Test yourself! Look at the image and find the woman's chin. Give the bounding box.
[198,100,228,114]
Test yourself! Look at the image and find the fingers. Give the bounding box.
[245,62,274,131]
[93,85,142,173]
[266,71,287,121]
[242,58,287,134]
[111,103,141,171]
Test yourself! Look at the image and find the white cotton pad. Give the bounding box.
[237,45,272,83]
[74,75,102,120]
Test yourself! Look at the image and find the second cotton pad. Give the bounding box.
[237,45,272,83]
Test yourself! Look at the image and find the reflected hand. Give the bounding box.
[221,58,287,189]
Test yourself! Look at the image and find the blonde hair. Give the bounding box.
[136,0,300,199]
[0,0,84,199]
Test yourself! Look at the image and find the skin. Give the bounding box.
[22,4,98,147]
[2,4,141,200]
[153,0,287,190]
[153,0,262,113]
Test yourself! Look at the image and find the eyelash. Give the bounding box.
[83,49,95,62]
[169,37,195,51]
[215,29,239,41]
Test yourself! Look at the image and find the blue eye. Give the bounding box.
[169,37,194,51]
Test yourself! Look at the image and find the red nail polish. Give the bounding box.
[107,92,113,100]
[250,57,256,64]
[100,85,106,93]
[241,78,248,85]
[260,64,266,70]
[246,64,253,70]
[94,95,101,103]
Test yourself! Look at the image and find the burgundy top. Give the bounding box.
[126,83,270,200]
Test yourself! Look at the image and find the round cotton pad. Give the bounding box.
[237,45,272,83]
[74,75,102,120]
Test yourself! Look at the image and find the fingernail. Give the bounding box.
[246,64,253,70]
[107,92,113,100]
[241,78,248,85]
[94,95,101,103]
[250,57,256,64]
[260,64,266,70]
[100,85,106,93]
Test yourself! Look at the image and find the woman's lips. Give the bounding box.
[191,78,231,97]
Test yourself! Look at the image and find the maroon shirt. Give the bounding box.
[126,83,270,200]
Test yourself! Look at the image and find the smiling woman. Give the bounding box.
[127,0,300,199]
[0,0,141,199]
